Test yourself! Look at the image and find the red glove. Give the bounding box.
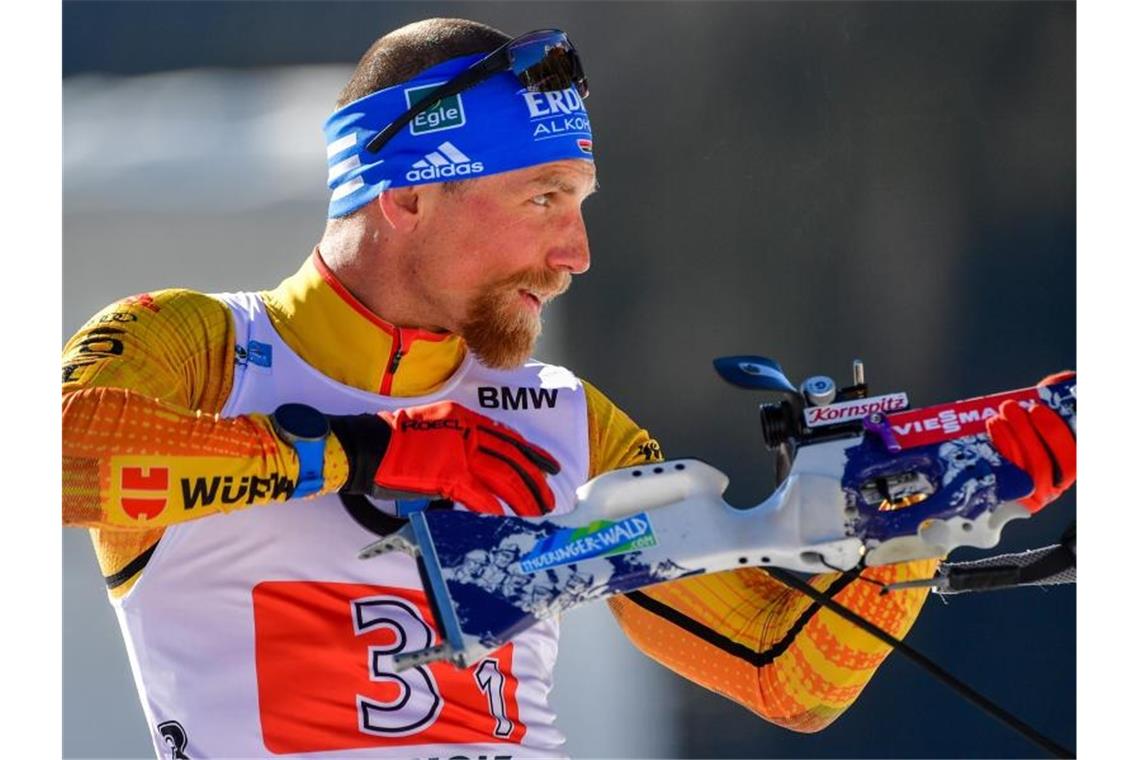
[985,371,1076,513]
[358,401,561,516]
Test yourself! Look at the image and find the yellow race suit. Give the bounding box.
[62,249,938,734]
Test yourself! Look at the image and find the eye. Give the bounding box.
[530,193,553,207]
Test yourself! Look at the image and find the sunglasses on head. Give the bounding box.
[365,29,589,155]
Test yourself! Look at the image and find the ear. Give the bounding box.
[375,185,421,233]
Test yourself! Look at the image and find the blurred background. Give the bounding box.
[63,1,1075,757]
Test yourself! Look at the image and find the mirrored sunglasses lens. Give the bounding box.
[510,34,585,94]
[569,54,588,98]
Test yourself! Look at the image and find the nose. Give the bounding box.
[546,209,591,275]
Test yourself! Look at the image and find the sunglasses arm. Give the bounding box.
[365,54,507,154]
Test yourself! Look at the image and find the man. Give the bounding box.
[62,18,1075,758]
[481,544,523,591]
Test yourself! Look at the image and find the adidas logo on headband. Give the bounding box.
[405,141,486,182]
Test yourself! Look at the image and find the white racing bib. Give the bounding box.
[112,291,590,759]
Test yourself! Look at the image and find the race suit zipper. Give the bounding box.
[379,329,404,395]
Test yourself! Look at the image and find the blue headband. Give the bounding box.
[323,53,594,218]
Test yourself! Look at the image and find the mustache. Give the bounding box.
[497,268,572,301]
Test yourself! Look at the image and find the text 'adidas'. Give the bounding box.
[406,141,485,182]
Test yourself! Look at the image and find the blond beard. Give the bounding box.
[459,269,570,369]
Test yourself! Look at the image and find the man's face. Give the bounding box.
[408,159,596,368]
[462,550,489,575]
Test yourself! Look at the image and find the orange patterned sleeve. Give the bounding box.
[63,289,349,530]
[62,290,350,596]
[583,380,938,732]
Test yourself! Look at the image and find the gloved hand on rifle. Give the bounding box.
[986,371,1076,513]
[329,401,561,516]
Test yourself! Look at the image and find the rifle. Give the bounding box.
[362,357,1076,757]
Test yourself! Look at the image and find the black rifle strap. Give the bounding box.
[765,566,1074,758]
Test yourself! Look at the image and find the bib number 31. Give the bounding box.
[253,581,525,754]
